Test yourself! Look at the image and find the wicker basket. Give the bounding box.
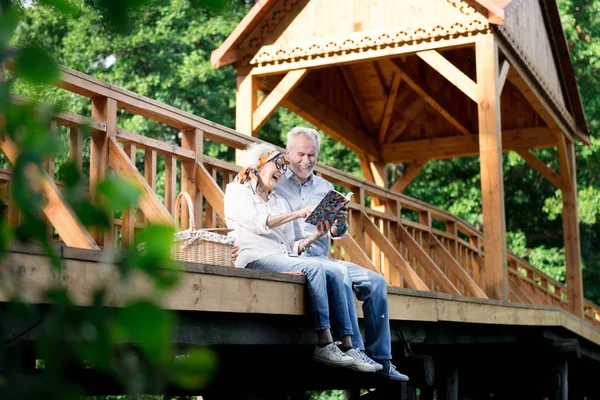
[171,191,233,267]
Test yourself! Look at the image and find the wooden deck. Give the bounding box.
[2,244,600,398]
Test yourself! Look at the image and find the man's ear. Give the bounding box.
[285,147,290,158]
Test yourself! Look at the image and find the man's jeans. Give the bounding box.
[309,256,392,361]
[246,255,354,338]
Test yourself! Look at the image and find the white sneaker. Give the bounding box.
[313,342,354,367]
[359,350,383,371]
[344,348,377,372]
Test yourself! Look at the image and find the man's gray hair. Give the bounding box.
[243,142,277,168]
[286,127,321,152]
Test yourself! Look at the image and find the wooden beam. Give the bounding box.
[340,66,377,135]
[196,162,225,222]
[385,96,427,144]
[426,233,488,299]
[499,39,579,143]
[378,73,403,143]
[557,136,583,318]
[252,69,307,134]
[556,132,572,192]
[514,149,561,189]
[108,138,174,226]
[259,80,380,160]
[390,160,427,193]
[385,58,472,136]
[182,128,203,229]
[394,223,461,295]
[0,136,99,250]
[476,34,508,301]
[382,128,557,163]
[361,212,429,291]
[338,235,382,275]
[416,50,479,103]
[473,0,505,24]
[497,61,510,95]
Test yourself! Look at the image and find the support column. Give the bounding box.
[557,134,583,317]
[181,128,203,229]
[235,73,256,165]
[91,97,117,248]
[476,35,508,300]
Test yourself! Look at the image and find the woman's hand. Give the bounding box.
[308,220,330,241]
[298,205,316,219]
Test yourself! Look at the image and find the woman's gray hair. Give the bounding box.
[244,142,277,168]
[286,127,321,153]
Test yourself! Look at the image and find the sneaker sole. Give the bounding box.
[377,372,409,382]
[348,363,377,373]
[313,355,354,367]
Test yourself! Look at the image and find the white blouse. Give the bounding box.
[224,182,302,268]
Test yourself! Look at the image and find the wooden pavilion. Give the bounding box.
[212,0,589,316]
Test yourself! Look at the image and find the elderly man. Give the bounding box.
[275,126,409,382]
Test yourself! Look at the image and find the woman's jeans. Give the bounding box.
[246,255,354,339]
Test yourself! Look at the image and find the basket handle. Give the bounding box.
[174,191,195,230]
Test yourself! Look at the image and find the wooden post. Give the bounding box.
[91,97,117,247]
[69,126,83,172]
[476,35,508,301]
[557,134,583,317]
[181,128,203,229]
[235,73,256,164]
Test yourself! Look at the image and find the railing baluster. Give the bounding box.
[164,155,177,215]
[122,142,136,247]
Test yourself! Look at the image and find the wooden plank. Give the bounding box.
[556,132,572,192]
[0,136,99,250]
[557,136,583,318]
[426,233,487,298]
[164,154,177,215]
[122,142,136,248]
[514,149,561,189]
[416,50,479,103]
[108,138,174,226]
[116,128,195,160]
[340,66,377,135]
[497,60,510,94]
[385,58,472,136]
[476,34,508,301]
[378,73,402,143]
[361,212,429,291]
[252,69,307,134]
[338,235,381,275]
[144,149,157,191]
[473,0,505,24]
[394,223,460,295]
[382,128,557,163]
[196,162,225,222]
[69,126,83,172]
[390,160,427,193]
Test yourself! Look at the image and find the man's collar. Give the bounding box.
[285,169,314,185]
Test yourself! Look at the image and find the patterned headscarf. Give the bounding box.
[234,150,283,194]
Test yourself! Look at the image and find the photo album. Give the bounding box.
[305,190,353,226]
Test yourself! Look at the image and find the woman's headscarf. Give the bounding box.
[234,149,283,194]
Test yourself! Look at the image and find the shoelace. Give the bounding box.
[358,350,377,365]
[330,342,347,358]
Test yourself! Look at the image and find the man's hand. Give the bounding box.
[333,206,348,227]
[232,245,240,262]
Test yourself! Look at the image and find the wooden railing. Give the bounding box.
[2,63,599,326]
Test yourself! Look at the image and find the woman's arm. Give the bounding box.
[266,205,312,229]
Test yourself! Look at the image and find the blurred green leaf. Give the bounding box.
[171,347,218,390]
[114,300,174,365]
[0,6,19,50]
[14,47,60,85]
[97,175,142,210]
[134,224,175,259]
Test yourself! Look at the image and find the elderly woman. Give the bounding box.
[224,143,375,372]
